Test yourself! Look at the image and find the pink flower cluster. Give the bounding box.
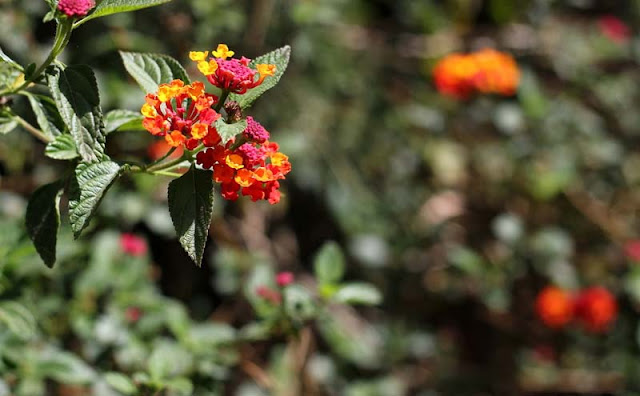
[57,0,95,17]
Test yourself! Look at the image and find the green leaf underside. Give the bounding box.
[0,302,36,340]
[68,161,122,238]
[215,118,247,144]
[333,283,382,306]
[76,0,173,26]
[47,65,105,163]
[120,51,190,93]
[0,116,18,135]
[104,372,137,395]
[0,63,22,91]
[230,45,291,109]
[46,134,78,160]
[0,46,22,71]
[26,181,63,267]
[168,167,214,266]
[314,241,346,285]
[25,93,64,138]
[104,109,145,134]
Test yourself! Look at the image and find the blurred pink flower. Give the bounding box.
[120,233,148,257]
[624,240,640,262]
[276,271,294,287]
[256,286,282,304]
[598,15,630,43]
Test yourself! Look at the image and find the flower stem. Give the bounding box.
[145,155,188,173]
[214,90,230,112]
[15,116,52,144]
[147,147,177,167]
[3,19,74,96]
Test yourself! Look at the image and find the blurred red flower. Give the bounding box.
[574,286,618,333]
[599,15,631,43]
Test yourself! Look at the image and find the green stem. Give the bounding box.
[151,170,183,177]
[145,155,188,173]
[147,147,177,167]
[3,19,73,96]
[214,90,230,112]
[15,116,52,144]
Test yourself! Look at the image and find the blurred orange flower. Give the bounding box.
[433,49,519,99]
[535,286,574,329]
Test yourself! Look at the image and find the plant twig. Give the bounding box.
[15,116,52,144]
[241,360,274,390]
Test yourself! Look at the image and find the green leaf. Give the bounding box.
[24,93,64,138]
[120,51,190,93]
[104,372,137,395]
[333,283,382,306]
[0,302,36,340]
[0,46,22,71]
[26,181,63,267]
[47,65,105,163]
[0,61,23,90]
[230,45,291,109]
[148,341,193,380]
[104,109,144,134]
[68,161,122,238]
[0,115,18,135]
[166,377,193,395]
[168,166,214,266]
[314,241,345,285]
[214,118,247,144]
[75,0,172,26]
[38,350,96,384]
[24,63,36,80]
[43,9,56,23]
[46,134,78,160]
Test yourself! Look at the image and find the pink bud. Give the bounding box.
[125,307,142,323]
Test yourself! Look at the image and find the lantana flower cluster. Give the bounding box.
[432,48,520,99]
[535,285,618,333]
[141,44,290,204]
[189,44,276,94]
[195,117,291,204]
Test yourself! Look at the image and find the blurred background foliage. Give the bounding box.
[3,0,640,394]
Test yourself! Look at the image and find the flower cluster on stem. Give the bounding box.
[141,44,290,204]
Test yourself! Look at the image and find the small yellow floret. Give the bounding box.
[189,51,209,62]
[141,103,157,118]
[256,64,276,77]
[225,154,244,170]
[157,84,174,102]
[269,152,288,167]
[191,123,209,139]
[212,44,235,60]
[198,60,218,76]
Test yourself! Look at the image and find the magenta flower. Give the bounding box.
[276,271,294,287]
[57,0,95,17]
[120,233,148,257]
